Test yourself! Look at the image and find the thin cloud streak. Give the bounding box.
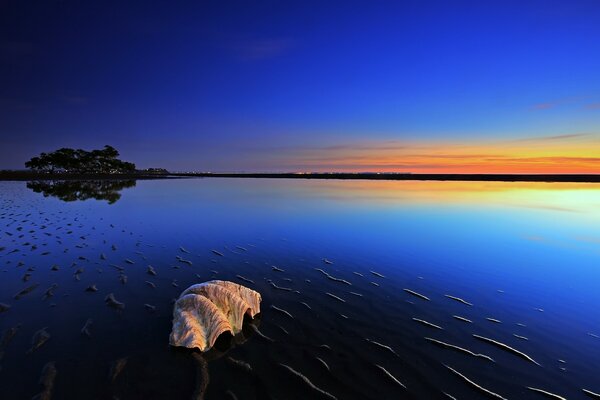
[510,133,591,142]
[256,133,600,173]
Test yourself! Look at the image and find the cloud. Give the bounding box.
[238,132,600,173]
[481,156,600,164]
[518,204,580,213]
[530,95,589,111]
[574,236,600,245]
[532,102,557,110]
[585,102,600,110]
[264,140,409,153]
[511,133,591,142]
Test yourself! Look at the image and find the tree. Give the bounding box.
[25,145,137,174]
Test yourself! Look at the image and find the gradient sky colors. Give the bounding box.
[1,0,600,172]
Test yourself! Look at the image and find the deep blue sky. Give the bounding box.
[1,0,599,172]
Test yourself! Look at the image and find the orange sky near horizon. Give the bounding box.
[274,133,600,174]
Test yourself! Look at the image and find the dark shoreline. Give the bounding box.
[171,172,600,183]
[0,171,185,181]
[1,171,600,183]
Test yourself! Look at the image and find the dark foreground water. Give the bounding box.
[1,178,600,399]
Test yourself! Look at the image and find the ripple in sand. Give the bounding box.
[315,357,330,372]
[81,319,93,337]
[473,334,539,365]
[583,388,600,399]
[314,268,351,285]
[271,305,294,319]
[444,364,507,400]
[247,324,274,342]
[105,293,125,310]
[276,325,289,335]
[370,270,385,278]
[453,315,472,323]
[486,318,502,324]
[279,363,337,400]
[227,356,253,373]
[110,264,124,271]
[526,387,566,399]
[375,364,406,389]
[412,318,443,330]
[267,280,292,291]
[445,294,473,306]
[0,325,20,368]
[365,338,398,356]
[325,292,346,303]
[144,304,156,313]
[14,283,40,299]
[403,288,430,301]
[32,361,57,400]
[27,327,51,354]
[109,357,128,383]
[425,337,494,362]
[236,275,254,284]
[176,256,193,265]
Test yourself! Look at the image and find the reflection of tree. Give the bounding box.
[27,180,136,204]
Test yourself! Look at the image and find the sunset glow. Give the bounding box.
[271,134,600,173]
[1,1,599,173]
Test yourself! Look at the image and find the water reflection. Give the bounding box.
[26,179,136,204]
[2,178,600,399]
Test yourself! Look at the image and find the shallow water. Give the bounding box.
[1,178,600,399]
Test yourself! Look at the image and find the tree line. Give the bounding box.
[25,145,136,174]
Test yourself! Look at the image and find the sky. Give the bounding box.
[1,0,600,173]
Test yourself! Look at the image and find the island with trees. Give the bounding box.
[0,145,171,180]
[24,145,136,174]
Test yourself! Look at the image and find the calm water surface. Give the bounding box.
[1,178,600,399]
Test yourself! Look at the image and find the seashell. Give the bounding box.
[169,281,261,352]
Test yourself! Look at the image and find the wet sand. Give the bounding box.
[1,179,599,399]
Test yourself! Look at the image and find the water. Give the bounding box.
[1,178,600,399]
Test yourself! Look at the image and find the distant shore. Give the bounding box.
[2,170,600,183]
[170,172,600,183]
[0,171,182,181]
